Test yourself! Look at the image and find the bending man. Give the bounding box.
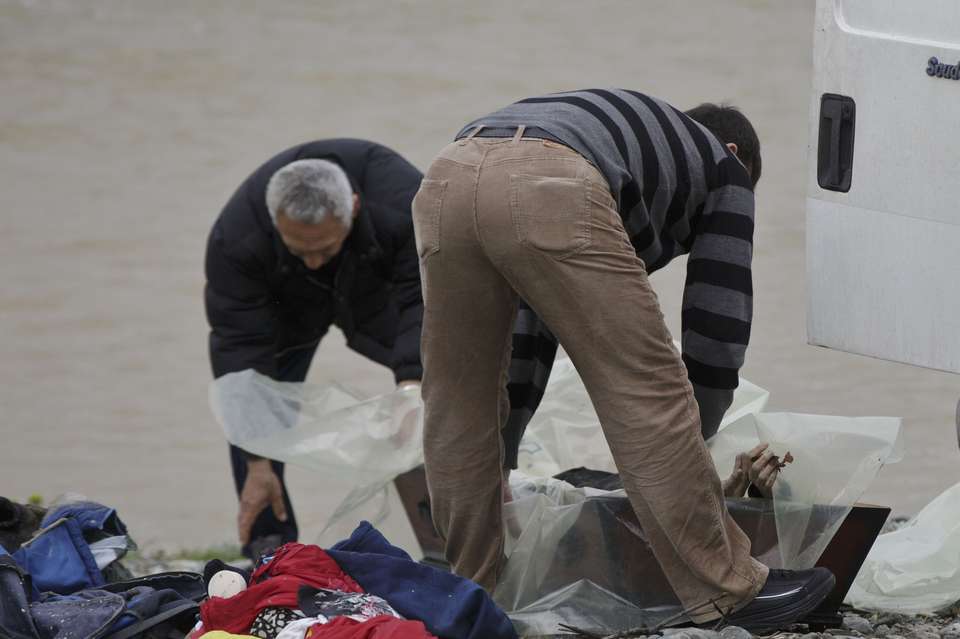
[413,90,832,631]
[205,139,423,558]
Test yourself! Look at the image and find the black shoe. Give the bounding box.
[243,533,285,563]
[721,568,835,633]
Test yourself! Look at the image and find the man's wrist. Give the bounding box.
[396,380,421,390]
[247,458,273,474]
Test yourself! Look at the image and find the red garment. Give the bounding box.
[200,543,362,634]
[307,615,437,639]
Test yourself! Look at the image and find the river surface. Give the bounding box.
[1,0,957,552]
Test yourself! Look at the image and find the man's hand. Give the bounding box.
[745,443,783,498]
[396,380,421,391]
[722,451,751,497]
[238,458,287,546]
[722,443,787,498]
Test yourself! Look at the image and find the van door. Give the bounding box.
[806,0,960,374]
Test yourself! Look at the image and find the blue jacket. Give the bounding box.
[328,521,517,639]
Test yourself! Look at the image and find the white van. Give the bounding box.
[806,0,960,376]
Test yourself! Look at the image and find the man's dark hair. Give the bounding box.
[685,103,762,188]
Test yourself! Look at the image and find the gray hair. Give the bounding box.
[265,159,354,227]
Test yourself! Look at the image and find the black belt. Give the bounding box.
[460,125,565,146]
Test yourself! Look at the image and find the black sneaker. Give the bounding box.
[720,568,835,633]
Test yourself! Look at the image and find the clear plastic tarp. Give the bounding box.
[515,356,771,478]
[505,578,678,638]
[497,473,683,636]
[846,481,960,613]
[500,358,901,634]
[210,369,423,543]
[498,474,788,636]
[210,360,903,635]
[709,412,903,569]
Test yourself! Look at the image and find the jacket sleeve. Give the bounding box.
[681,156,755,439]
[502,303,559,469]
[205,223,279,379]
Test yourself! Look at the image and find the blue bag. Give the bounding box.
[13,518,104,596]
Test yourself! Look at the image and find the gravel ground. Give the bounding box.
[122,530,955,639]
[121,551,251,578]
[549,612,960,639]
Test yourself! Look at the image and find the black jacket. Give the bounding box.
[205,139,424,383]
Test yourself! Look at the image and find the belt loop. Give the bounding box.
[460,125,485,145]
[511,125,526,144]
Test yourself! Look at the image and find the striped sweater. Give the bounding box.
[455,89,756,465]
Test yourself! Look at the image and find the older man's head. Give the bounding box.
[265,159,358,270]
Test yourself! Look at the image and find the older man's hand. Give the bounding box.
[238,458,287,546]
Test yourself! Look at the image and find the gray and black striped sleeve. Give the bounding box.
[681,155,755,438]
[502,302,558,469]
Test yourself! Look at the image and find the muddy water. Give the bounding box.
[1,1,956,551]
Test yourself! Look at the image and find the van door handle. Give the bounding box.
[817,94,856,192]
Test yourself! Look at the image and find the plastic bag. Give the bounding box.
[497,474,789,634]
[846,481,960,613]
[497,474,683,619]
[210,370,423,540]
[507,579,677,638]
[211,370,422,479]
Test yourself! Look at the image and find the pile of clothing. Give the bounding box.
[0,495,518,639]
[193,522,516,639]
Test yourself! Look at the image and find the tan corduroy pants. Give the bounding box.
[412,131,768,621]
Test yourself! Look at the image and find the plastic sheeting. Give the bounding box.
[710,412,903,569]
[499,358,901,634]
[515,355,771,478]
[497,474,796,636]
[497,474,683,636]
[846,481,960,613]
[505,579,678,638]
[210,360,903,635]
[210,369,423,543]
[209,358,770,548]
[516,356,902,569]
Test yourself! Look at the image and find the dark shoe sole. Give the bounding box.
[723,571,836,634]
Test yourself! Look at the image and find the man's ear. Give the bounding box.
[352,194,360,219]
[726,142,739,156]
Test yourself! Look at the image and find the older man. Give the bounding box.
[205,139,423,557]
[413,91,833,632]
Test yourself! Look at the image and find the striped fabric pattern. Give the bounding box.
[456,88,755,459]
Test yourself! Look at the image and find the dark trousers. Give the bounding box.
[228,343,318,553]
